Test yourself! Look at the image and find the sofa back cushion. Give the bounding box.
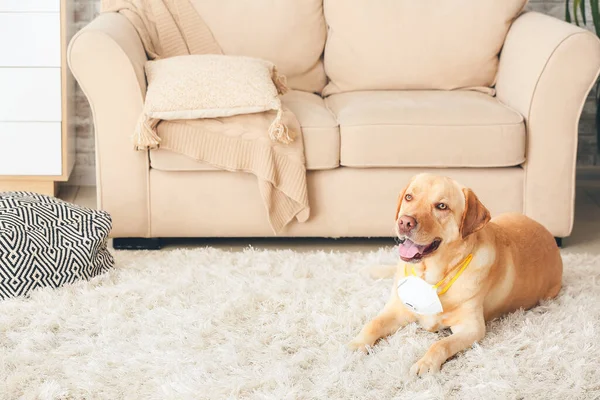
[191,0,327,93]
[322,0,527,95]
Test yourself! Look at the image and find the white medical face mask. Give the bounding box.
[396,253,474,315]
[397,276,444,315]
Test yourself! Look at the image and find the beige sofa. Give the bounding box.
[68,2,600,247]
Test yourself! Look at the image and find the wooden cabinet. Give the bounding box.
[0,0,75,196]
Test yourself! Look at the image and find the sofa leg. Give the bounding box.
[112,238,162,250]
[555,237,563,248]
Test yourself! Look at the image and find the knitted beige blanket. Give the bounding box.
[102,0,309,233]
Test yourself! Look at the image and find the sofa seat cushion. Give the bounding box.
[150,91,339,171]
[325,91,526,168]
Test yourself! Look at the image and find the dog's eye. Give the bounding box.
[404,194,413,201]
[436,203,448,210]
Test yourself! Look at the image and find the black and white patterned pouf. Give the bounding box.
[0,192,114,300]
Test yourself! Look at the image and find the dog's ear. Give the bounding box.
[460,188,491,239]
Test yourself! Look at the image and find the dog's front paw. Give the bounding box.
[347,338,371,353]
[410,355,442,376]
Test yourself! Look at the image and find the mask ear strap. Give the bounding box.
[434,254,474,295]
[404,264,418,277]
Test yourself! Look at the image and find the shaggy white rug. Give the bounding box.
[0,248,599,400]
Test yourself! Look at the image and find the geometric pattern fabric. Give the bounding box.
[0,192,113,300]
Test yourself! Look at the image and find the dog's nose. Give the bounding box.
[398,215,417,234]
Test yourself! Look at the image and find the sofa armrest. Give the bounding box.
[496,12,600,237]
[68,13,150,237]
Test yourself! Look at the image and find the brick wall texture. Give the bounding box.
[70,0,599,185]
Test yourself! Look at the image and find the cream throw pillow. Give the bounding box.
[323,0,527,95]
[135,54,291,150]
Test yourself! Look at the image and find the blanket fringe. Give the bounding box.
[133,114,162,150]
[268,108,295,144]
[272,66,289,95]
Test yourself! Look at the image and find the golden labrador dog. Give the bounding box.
[349,173,562,375]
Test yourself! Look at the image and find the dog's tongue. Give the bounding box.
[398,239,426,259]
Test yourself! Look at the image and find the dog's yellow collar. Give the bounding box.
[404,254,473,296]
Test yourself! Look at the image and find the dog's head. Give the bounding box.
[395,173,490,263]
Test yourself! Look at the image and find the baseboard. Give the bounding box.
[577,166,600,182]
[113,238,162,250]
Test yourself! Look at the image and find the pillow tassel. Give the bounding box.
[268,108,294,144]
[272,66,289,95]
[133,114,162,150]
